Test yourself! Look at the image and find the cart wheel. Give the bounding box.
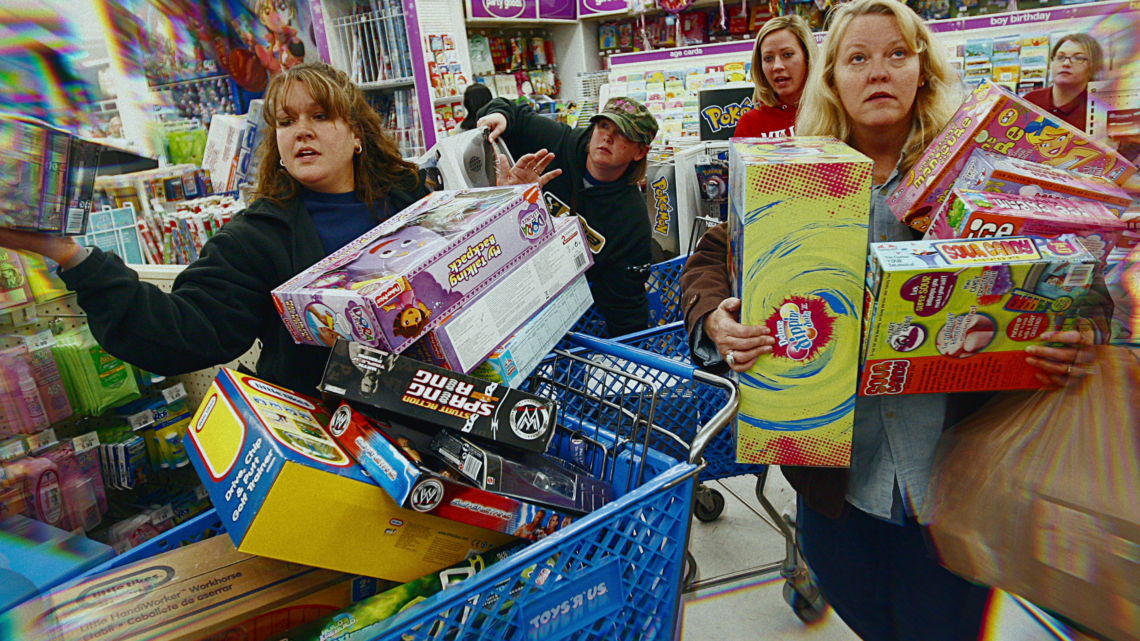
[694,488,725,522]
[783,581,827,624]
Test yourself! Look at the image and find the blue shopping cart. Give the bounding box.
[567,254,688,339]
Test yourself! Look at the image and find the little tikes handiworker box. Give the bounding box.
[950,149,1133,217]
[272,185,554,354]
[728,137,872,467]
[925,189,1126,261]
[860,236,1097,396]
[888,81,1137,232]
[320,340,557,454]
[327,403,577,540]
[403,215,593,374]
[183,369,514,581]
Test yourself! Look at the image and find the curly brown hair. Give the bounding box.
[255,62,420,209]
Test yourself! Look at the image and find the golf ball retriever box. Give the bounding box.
[320,339,557,454]
[861,236,1097,396]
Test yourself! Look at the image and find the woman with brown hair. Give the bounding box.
[1023,34,1103,132]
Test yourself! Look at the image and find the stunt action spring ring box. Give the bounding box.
[888,81,1137,232]
[861,236,1097,396]
[183,369,513,581]
[273,185,554,354]
[728,137,872,467]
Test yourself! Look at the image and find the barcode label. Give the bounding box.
[574,253,587,269]
[461,453,483,479]
[1064,263,1094,288]
[66,207,85,235]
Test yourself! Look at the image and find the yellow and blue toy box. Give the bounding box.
[183,370,514,581]
[728,137,873,467]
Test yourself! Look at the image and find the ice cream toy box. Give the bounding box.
[272,185,554,353]
[728,137,872,467]
[183,369,514,581]
[320,339,557,454]
[888,81,1137,232]
[429,430,615,517]
[327,402,578,539]
[860,236,1097,396]
[925,189,1126,261]
[949,149,1133,217]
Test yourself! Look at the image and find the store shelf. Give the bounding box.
[433,93,464,104]
[359,77,416,90]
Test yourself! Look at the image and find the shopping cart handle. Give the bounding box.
[565,332,697,380]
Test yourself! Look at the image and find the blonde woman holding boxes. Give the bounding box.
[681,1,1093,638]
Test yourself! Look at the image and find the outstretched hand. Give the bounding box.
[495,149,562,188]
[0,227,84,268]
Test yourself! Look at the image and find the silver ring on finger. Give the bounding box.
[725,350,736,367]
[1066,364,1073,375]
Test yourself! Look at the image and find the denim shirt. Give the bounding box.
[848,167,948,523]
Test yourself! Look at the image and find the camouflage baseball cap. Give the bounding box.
[589,97,658,146]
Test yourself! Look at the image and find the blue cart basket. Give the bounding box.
[567,254,687,339]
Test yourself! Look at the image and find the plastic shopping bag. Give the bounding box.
[921,346,1140,641]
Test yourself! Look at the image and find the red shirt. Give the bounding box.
[734,102,797,138]
[1023,86,1088,133]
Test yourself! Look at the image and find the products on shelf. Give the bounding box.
[0,248,34,314]
[729,138,873,467]
[861,236,1097,395]
[51,326,141,417]
[201,113,246,193]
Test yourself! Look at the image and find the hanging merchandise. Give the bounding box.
[0,353,49,436]
[0,247,34,314]
[51,326,141,418]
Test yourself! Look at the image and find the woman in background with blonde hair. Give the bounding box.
[734,14,818,138]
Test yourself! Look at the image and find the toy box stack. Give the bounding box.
[272,186,554,357]
[728,137,873,467]
[888,81,1137,232]
[925,189,1126,261]
[861,236,1097,396]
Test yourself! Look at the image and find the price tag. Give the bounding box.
[127,409,155,431]
[0,439,28,462]
[23,330,56,351]
[72,432,101,454]
[151,504,175,525]
[194,486,209,500]
[27,429,58,452]
[162,383,188,405]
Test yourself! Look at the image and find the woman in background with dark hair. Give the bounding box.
[460,84,494,130]
[1023,34,1102,132]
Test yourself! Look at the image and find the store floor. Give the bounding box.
[679,473,1078,641]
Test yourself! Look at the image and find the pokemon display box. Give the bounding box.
[183,370,513,581]
[925,189,1126,261]
[861,236,1097,396]
[888,81,1137,232]
[273,185,554,354]
[728,137,873,467]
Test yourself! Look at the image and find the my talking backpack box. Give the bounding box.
[327,403,578,540]
[273,185,554,354]
[925,189,1126,261]
[183,369,514,581]
[728,137,872,467]
[888,81,1137,232]
[950,149,1133,217]
[320,339,557,454]
[860,236,1096,396]
[402,215,593,374]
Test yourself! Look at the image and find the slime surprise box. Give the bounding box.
[860,236,1097,396]
[273,185,554,354]
[183,369,513,581]
[403,215,593,374]
[320,339,557,453]
[888,81,1137,232]
[327,402,578,539]
[950,149,1133,217]
[728,137,872,467]
[925,189,1126,261]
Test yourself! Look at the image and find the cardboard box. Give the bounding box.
[949,149,1133,217]
[888,81,1138,232]
[925,189,1126,261]
[183,370,514,581]
[861,236,1097,396]
[471,275,593,387]
[328,403,578,539]
[646,164,680,257]
[273,185,555,353]
[201,114,244,193]
[320,340,557,454]
[0,534,350,641]
[728,138,873,467]
[402,216,592,374]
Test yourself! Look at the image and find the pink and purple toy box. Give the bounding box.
[272,185,554,354]
[888,81,1137,233]
[925,189,1126,261]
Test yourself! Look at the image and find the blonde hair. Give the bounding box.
[796,0,961,175]
[1051,34,1103,82]
[750,15,818,108]
[256,62,419,208]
